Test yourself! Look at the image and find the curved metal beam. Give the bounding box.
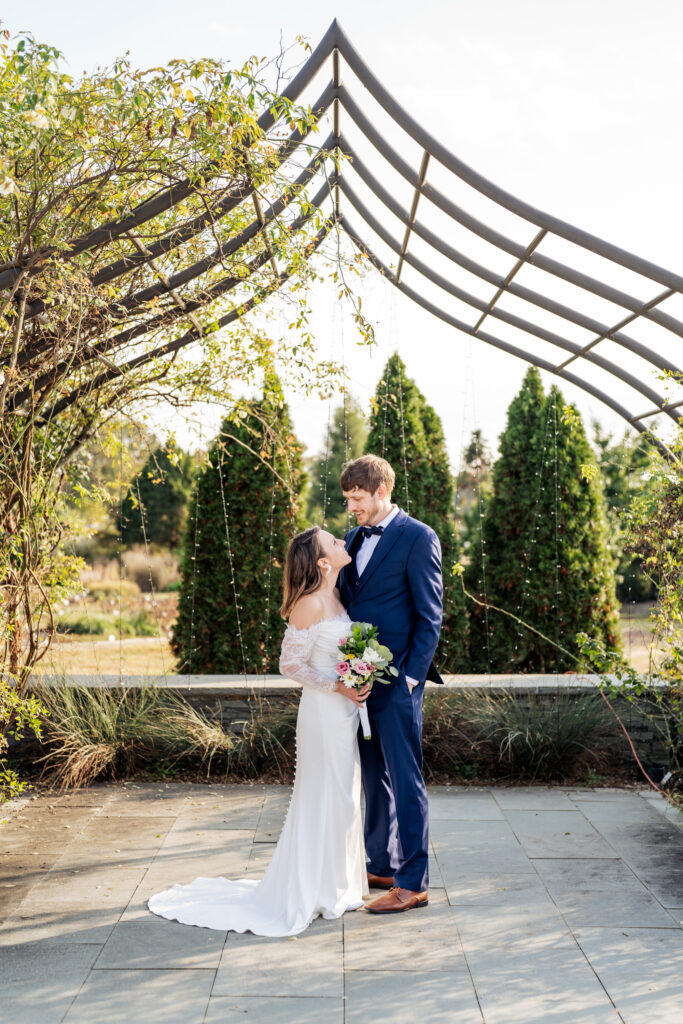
[340,214,677,461]
[335,88,683,344]
[333,21,683,295]
[339,143,681,379]
[338,177,678,422]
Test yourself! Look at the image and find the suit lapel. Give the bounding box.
[353,508,407,597]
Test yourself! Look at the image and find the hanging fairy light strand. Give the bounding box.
[134,473,169,675]
[216,444,249,680]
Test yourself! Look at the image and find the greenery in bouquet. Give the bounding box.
[335,622,399,693]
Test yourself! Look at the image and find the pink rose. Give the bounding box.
[336,661,350,675]
[354,661,372,676]
[339,636,349,646]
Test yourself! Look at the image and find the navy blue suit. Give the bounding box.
[338,508,443,892]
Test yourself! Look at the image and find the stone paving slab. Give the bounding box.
[214,916,343,998]
[0,782,680,1023]
[62,967,215,1024]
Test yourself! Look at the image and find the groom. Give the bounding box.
[338,454,443,914]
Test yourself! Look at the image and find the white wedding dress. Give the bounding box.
[147,612,368,935]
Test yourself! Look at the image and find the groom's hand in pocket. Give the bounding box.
[406,676,419,694]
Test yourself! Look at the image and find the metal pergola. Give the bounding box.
[3,19,682,460]
[282,20,683,458]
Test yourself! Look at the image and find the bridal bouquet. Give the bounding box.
[336,622,398,739]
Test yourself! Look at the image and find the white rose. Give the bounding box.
[0,175,18,196]
[23,104,50,130]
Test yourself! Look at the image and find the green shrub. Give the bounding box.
[36,683,298,787]
[1,679,47,801]
[452,688,620,781]
[115,445,195,548]
[85,579,141,599]
[467,369,621,672]
[172,381,306,674]
[56,610,158,637]
[365,354,467,671]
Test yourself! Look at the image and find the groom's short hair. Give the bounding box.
[340,454,395,496]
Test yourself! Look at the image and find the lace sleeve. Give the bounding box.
[279,625,339,694]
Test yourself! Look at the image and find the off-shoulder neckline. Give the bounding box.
[284,611,351,634]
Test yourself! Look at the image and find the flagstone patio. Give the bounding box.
[1,782,681,1024]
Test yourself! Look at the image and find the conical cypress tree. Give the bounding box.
[171,384,306,674]
[306,396,367,534]
[365,353,467,671]
[466,368,621,671]
[116,444,194,548]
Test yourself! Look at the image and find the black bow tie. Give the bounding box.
[360,525,384,539]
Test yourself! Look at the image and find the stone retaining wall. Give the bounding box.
[20,672,671,771]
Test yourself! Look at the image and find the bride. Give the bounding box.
[147,526,370,935]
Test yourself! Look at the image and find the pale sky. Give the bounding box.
[7,0,683,468]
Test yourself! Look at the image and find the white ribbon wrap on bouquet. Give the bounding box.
[359,703,372,740]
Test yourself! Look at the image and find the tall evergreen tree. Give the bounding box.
[467,368,621,671]
[306,396,367,534]
[115,445,195,548]
[455,429,494,556]
[171,383,306,673]
[591,422,657,602]
[365,354,467,671]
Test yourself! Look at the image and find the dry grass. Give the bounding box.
[35,683,181,789]
[34,681,299,790]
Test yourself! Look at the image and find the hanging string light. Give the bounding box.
[134,473,169,675]
[216,442,249,680]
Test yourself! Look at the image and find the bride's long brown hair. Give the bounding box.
[280,526,325,619]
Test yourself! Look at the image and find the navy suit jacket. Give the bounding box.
[338,508,444,685]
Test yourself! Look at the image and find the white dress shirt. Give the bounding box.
[355,505,420,691]
[356,503,400,576]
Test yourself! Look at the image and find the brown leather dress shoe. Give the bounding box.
[365,886,429,914]
[367,872,394,889]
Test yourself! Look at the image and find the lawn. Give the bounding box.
[35,596,662,678]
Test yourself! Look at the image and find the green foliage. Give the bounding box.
[172,382,306,673]
[37,682,189,789]
[455,429,494,554]
[1,679,47,801]
[306,397,367,533]
[365,354,467,671]
[55,609,158,637]
[578,420,683,796]
[0,31,368,686]
[38,681,300,786]
[115,444,195,548]
[466,368,621,672]
[592,423,658,602]
[450,688,620,782]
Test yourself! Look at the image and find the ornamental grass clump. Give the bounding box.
[36,682,299,788]
[37,682,186,789]
[455,688,619,781]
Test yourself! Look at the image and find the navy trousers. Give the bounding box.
[359,674,429,893]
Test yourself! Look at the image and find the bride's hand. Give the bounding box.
[335,681,370,706]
